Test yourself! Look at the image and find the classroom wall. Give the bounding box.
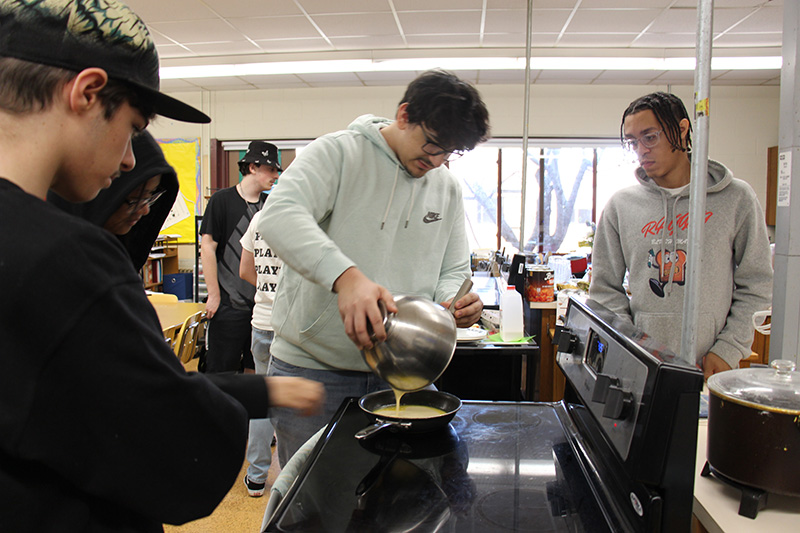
[147,83,780,210]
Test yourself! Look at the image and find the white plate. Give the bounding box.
[457,327,488,342]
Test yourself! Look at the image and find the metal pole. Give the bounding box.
[771,0,800,365]
[680,0,714,365]
[519,0,532,253]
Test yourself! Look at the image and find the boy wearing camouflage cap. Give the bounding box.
[0,1,323,530]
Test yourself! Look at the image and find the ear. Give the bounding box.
[65,68,109,114]
[678,117,691,147]
[395,102,411,130]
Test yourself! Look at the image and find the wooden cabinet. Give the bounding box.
[766,145,778,226]
[141,235,178,291]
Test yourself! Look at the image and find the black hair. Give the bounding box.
[0,56,155,121]
[400,69,489,151]
[621,91,692,152]
[239,161,256,176]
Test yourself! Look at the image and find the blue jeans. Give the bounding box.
[268,356,393,467]
[245,328,275,483]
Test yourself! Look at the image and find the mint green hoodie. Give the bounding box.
[590,159,773,369]
[258,115,471,371]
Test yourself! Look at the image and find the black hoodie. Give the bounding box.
[48,131,179,270]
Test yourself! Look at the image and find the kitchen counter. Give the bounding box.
[693,420,800,532]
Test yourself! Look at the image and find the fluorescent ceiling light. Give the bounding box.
[160,56,781,80]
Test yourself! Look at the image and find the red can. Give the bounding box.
[526,266,555,303]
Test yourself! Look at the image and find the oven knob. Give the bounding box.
[592,374,619,404]
[602,385,633,420]
[556,327,577,353]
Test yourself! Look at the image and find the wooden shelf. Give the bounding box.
[141,236,179,291]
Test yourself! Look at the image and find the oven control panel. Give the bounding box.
[557,304,649,460]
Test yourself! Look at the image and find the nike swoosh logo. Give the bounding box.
[423,212,442,223]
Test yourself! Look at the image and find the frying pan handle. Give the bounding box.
[354,419,412,440]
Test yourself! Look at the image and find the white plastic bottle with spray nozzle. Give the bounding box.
[500,286,524,342]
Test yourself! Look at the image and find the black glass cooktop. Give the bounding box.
[265,399,619,532]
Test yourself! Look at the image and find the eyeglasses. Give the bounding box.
[123,187,165,212]
[622,130,663,152]
[420,126,465,161]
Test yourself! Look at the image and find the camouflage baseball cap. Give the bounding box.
[0,0,210,123]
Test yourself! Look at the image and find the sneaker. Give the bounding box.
[243,475,266,498]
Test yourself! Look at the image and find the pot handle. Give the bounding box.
[354,419,412,440]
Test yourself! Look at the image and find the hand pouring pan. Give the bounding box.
[355,390,462,440]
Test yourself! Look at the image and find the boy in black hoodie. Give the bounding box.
[0,1,323,530]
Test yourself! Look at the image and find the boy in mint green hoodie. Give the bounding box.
[590,92,772,380]
[259,69,490,465]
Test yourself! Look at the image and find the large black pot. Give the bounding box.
[706,359,800,497]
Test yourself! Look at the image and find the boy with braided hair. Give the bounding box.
[590,91,772,379]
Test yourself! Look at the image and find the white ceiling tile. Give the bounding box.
[252,38,334,53]
[631,32,698,48]
[593,70,665,82]
[484,8,572,34]
[239,74,304,85]
[186,77,256,90]
[536,70,604,81]
[125,0,218,22]
[557,33,641,47]
[405,35,483,48]
[482,33,558,47]
[476,70,530,83]
[228,15,320,40]
[713,68,781,81]
[296,0,393,14]
[182,41,263,56]
[206,0,300,18]
[648,8,756,34]
[580,0,675,7]
[713,32,783,48]
[357,71,420,83]
[303,79,366,88]
[147,20,245,43]
[312,13,400,37]
[394,0,485,10]
[568,9,662,33]
[398,11,483,35]
[591,77,662,86]
[650,71,696,83]
[729,6,784,33]
[159,78,202,91]
[329,35,408,50]
[297,72,364,83]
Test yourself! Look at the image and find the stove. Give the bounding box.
[265,297,704,532]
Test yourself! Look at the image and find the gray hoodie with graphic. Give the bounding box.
[589,159,772,368]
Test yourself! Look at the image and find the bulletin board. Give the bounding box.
[157,138,201,244]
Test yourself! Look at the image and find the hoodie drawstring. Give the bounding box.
[380,165,400,230]
[380,164,418,230]
[664,194,682,296]
[405,181,418,229]
[659,192,668,286]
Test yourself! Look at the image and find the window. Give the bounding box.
[449,140,639,255]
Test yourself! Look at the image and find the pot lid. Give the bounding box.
[707,360,800,413]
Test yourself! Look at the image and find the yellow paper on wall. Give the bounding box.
[157,138,201,244]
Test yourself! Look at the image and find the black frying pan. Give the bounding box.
[355,389,462,439]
